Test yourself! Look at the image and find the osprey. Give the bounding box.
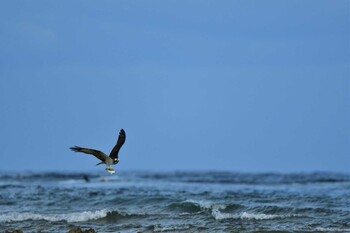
[70,129,126,174]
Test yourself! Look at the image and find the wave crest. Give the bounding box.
[212,210,279,220]
[178,199,284,221]
[0,209,115,223]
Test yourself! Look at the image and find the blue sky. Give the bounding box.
[0,1,349,172]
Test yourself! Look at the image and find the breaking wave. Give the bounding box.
[0,209,144,223]
[212,210,279,220]
[169,199,243,213]
[178,199,290,221]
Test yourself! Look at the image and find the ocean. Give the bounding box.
[0,171,349,232]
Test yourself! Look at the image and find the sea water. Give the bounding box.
[0,171,349,232]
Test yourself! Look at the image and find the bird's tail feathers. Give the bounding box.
[96,162,104,166]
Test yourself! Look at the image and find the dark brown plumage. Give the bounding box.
[109,129,126,160]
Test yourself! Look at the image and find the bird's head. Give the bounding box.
[113,158,119,164]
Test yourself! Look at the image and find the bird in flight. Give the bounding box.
[70,129,126,174]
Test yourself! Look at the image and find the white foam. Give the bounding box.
[212,210,279,220]
[211,208,238,220]
[314,227,350,232]
[0,209,109,223]
[240,212,279,220]
[154,224,192,232]
[183,199,281,221]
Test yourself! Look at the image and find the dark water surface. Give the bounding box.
[0,171,349,232]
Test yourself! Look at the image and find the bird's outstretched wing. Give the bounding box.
[70,146,109,163]
[109,129,126,160]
